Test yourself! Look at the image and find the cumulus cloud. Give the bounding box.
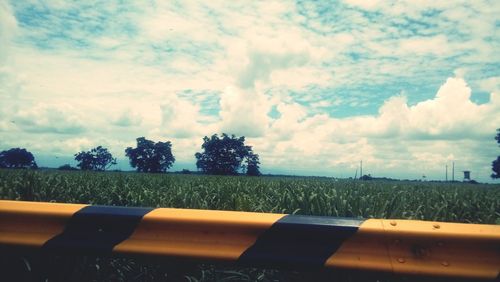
[218,86,270,137]
[405,78,499,138]
[1,0,499,181]
[478,77,500,93]
[254,76,500,180]
[0,1,17,63]
[112,109,142,127]
[217,20,330,138]
[236,45,311,89]
[13,103,86,134]
[233,26,329,88]
[160,97,205,139]
[268,102,307,141]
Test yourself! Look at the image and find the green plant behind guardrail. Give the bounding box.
[0,169,499,281]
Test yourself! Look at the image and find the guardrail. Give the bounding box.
[0,200,499,279]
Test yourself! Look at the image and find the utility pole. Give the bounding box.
[360,160,363,177]
[452,162,455,182]
[446,164,448,181]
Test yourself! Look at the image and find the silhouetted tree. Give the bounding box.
[0,148,37,169]
[74,146,116,171]
[125,137,175,173]
[58,164,78,171]
[491,157,500,179]
[492,129,500,179]
[246,153,261,176]
[195,133,260,175]
[360,174,373,181]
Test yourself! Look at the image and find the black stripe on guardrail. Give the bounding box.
[43,205,154,254]
[238,215,364,269]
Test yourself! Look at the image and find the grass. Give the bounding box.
[0,168,499,281]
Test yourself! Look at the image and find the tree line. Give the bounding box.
[0,134,260,176]
[2,129,500,179]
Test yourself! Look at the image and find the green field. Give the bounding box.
[1,169,499,281]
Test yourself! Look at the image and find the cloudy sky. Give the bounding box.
[1,0,499,181]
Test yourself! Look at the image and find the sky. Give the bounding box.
[0,0,499,182]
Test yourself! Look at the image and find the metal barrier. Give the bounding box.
[0,200,499,279]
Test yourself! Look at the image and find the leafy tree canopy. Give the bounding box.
[195,133,260,175]
[0,148,37,169]
[74,146,116,171]
[493,128,500,179]
[492,129,500,179]
[492,156,500,179]
[125,137,175,173]
[246,152,261,176]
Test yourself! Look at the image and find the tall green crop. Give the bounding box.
[1,169,498,224]
[1,169,499,281]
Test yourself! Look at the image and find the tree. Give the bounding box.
[246,153,261,176]
[360,174,373,181]
[491,157,500,179]
[195,133,260,175]
[492,129,500,179]
[125,137,175,173]
[58,164,78,171]
[0,148,37,169]
[74,146,116,171]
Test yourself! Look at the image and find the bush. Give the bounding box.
[58,164,78,171]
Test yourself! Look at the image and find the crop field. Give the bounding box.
[0,169,499,281]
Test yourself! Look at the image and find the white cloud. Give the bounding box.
[1,1,499,181]
[159,96,208,138]
[399,35,449,55]
[478,77,500,93]
[140,1,224,44]
[226,28,327,90]
[453,68,467,78]
[0,1,17,63]
[255,76,500,180]
[112,109,142,127]
[343,0,381,10]
[268,102,307,141]
[14,103,86,134]
[270,67,331,90]
[406,77,498,138]
[214,13,334,137]
[61,137,93,154]
[236,48,310,89]
[218,86,270,137]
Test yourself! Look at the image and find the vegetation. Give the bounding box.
[125,137,175,173]
[195,133,260,175]
[1,169,497,223]
[58,164,78,171]
[0,148,37,169]
[74,146,116,171]
[0,169,498,281]
[245,152,261,176]
[492,128,500,179]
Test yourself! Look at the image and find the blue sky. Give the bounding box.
[0,0,499,182]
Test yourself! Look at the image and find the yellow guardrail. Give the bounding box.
[0,200,499,279]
